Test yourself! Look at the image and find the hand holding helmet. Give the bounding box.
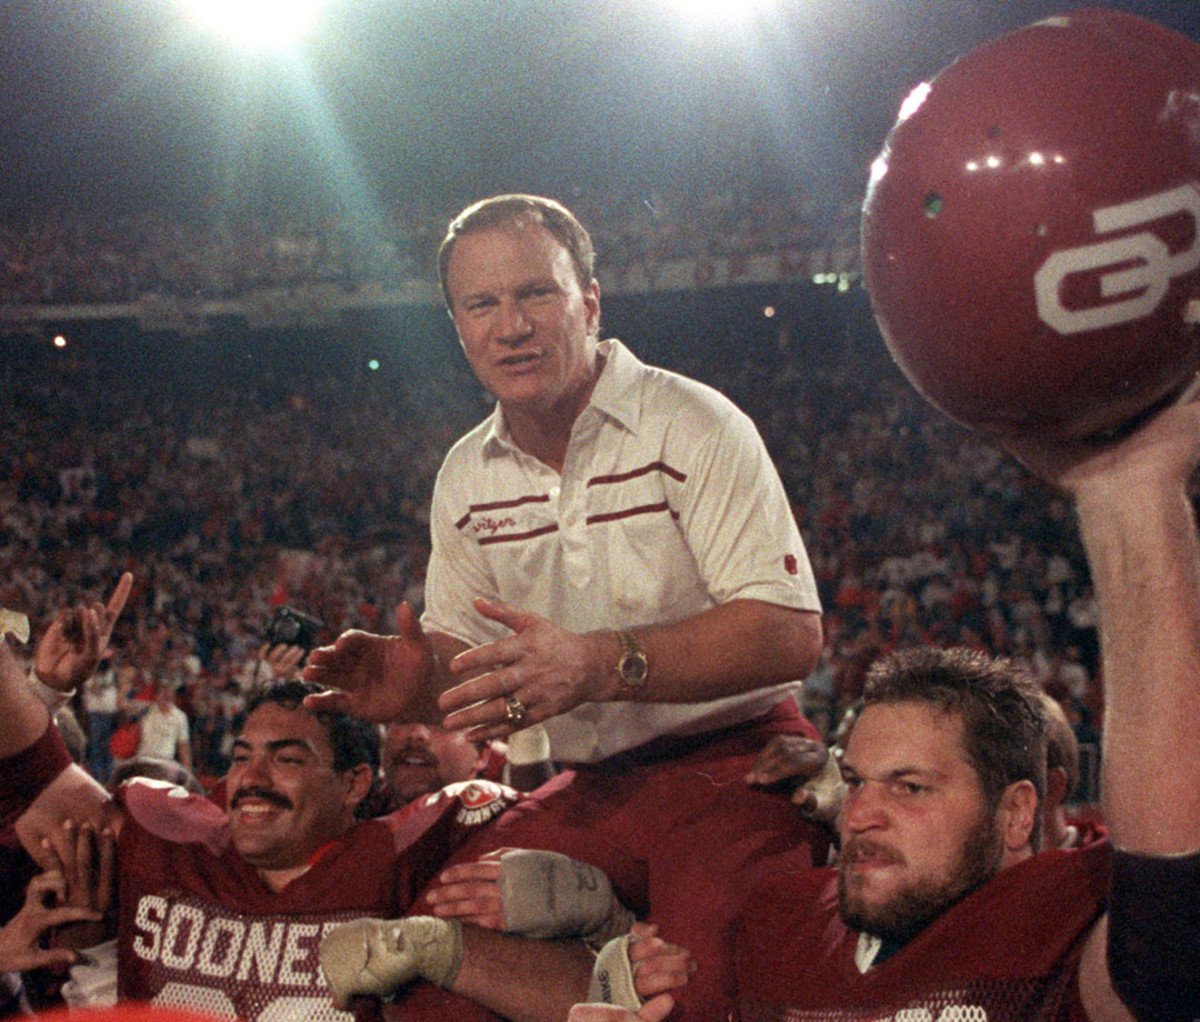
[862,9,1200,441]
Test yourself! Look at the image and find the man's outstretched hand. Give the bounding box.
[302,603,438,722]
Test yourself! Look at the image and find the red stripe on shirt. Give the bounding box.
[588,461,687,486]
[587,501,679,525]
[478,523,561,546]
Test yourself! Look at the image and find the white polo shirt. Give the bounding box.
[136,702,191,762]
[422,338,820,762]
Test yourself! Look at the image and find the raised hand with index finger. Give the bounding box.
[33,573,132,692]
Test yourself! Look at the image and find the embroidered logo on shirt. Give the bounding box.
[473,515,518,536]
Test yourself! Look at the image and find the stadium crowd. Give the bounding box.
[6,0,1200,1011]
[2,184,1195,1022]
[0,188,857,306]
[0,296,1102,782]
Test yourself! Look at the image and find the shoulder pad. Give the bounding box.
[118,777,229,855]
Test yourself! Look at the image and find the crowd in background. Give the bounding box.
[0,187,859,306]
[0,287,1105,783]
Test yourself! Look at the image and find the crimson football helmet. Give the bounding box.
[862,8,1200,440]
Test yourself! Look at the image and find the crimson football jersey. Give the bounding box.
[735,840,1110,1022]
[115,777,517,1022]
[394,707,830,1022]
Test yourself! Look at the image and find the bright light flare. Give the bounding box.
[179,0,322,50]
[660,0,780,23]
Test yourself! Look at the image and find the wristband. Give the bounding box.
[28,669,77,710]
[0,609,29,645]
[1107,847,1200,1022]
[499,850,635,947]
[586,934,641,1009]
[796,749,847,823]
[61,938,118,1008]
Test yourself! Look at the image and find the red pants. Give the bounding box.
[391,703,828,1021]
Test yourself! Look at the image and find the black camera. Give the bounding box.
[265,606,324,652]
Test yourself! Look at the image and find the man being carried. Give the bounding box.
[305,194,827,1020]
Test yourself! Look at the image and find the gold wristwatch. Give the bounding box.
[615,629,649,693]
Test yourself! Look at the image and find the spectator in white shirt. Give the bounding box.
[130,682,192,771]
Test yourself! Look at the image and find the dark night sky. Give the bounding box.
[2,0,1199,218]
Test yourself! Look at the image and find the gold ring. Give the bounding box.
[504,694,527,726]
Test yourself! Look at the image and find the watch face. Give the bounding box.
[620,653,648,685]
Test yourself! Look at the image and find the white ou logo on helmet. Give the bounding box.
[1034,181,1200,335]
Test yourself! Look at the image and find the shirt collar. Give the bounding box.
[479,403,510,456]
[855,927,919,972]
[479,337,644,458]
[855,932,882,973]
[587,338,642,433]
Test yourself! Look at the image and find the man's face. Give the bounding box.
[837,702,1004,944]
[382,723,483,806]
[446,222,601,419]
[226,702,359,875]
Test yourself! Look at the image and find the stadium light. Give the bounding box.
[659,0,780,23]
[178,0,322,50]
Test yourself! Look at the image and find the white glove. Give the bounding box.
[319,916,462,1008]
[499,849,635,947]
